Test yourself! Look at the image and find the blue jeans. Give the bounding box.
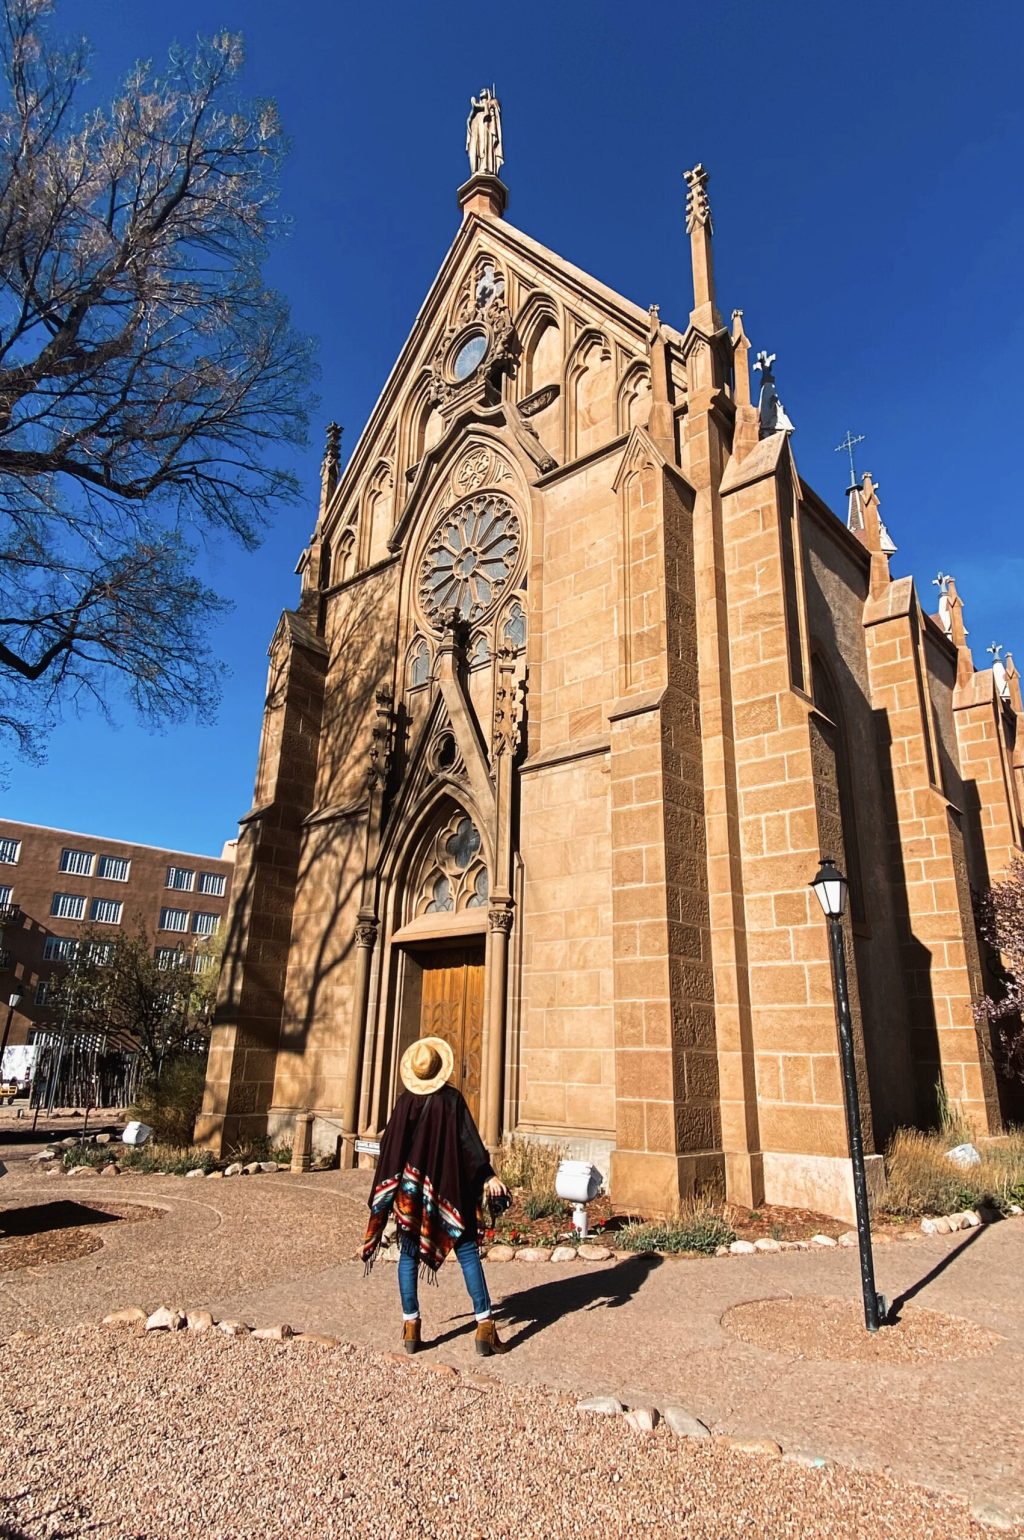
[399,1235,491,1318]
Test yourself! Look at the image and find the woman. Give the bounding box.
[362,1036,511,1356]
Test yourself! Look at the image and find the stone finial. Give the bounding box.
[731,311,751,408]
[753,351,794,437]
[683,164,712,234]
[319,422,342,514]
[1003,652,1023,715]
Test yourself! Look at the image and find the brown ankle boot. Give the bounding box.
[474,1317,508,1356]
[402,1319,421,1355]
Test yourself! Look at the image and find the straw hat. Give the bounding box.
[399,1036,455,1096]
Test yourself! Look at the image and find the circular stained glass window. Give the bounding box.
[452,331,487,380]
[419,493,520,626]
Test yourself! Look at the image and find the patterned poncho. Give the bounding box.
[362,1084,495,1277]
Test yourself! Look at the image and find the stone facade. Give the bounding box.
[196,153,1024,1220]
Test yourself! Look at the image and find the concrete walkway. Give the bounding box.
[3,1137,1022,1524]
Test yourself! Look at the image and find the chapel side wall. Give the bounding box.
[800,516,917,1138]
[268,567,399,1140]
[517,753,615,1148]
[514,454,621,1149]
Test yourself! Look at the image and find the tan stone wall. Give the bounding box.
[517,750,615,1137]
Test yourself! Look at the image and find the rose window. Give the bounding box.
[419,493,520,626]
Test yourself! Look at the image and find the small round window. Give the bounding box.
[452,332,487,380]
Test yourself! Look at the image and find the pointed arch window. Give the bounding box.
[469,632,491,669]
[408,637,430,690]
[414,810,489,916]
[502,599,526,651]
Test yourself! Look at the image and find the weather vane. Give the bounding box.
[835,430,866,489]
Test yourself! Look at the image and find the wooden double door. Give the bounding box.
[416,943,485,1121]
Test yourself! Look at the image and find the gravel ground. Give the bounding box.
[1,1326,1018,1540]
[721,1296,1002,1363]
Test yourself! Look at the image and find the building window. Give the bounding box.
[193,951,217,974]
[43,936,79,962]
[89,897,123,926]
[166,866,195,892]
[503,599,526,650]
[0,838,21,865]
[192,912,220,936]
[59,847,95,876]
[198,872,226,897]
[159,907,190,933]
[50,892,86,921]
[0,885,11,908]
[97,854,131,882]
[84,940,113,965]
[34,981,50,1006]
[155,946,185,970]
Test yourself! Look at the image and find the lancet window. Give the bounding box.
[415,811,489,916]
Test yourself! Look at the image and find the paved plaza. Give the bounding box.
[1,1121,1022,1537]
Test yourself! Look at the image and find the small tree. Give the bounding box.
[46,926,218,1083]
[0,1,314,761]
[974,854,1024,1082]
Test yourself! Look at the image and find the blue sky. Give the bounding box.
[6,0,1023,854]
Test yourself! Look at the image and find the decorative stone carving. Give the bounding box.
[415,810,489,915]
[368,687,394,790]
[456,447,493,493]
[487,905,514,936]
[320,422,342,508]
[683,163,712,234]
[519,382,560,418]
[354,920,378,950]
[753,351,794,437]
[466,89,504,178]
[428,260,518,411]
[492,647,523,758]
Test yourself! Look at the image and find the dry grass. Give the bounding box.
[493,1134,567,1196]
[881,1126,1024,1219]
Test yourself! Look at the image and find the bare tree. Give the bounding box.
[975,853,1024,1082]
[0,1,315,758]
[45,926,220,1081]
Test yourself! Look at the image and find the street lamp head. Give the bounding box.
[9,990,22,1009]
[810,857,848,920]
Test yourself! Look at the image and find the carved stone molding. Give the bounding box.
[519,383,560,418]
[367,687,395,790]
[492,654,523,759]
[354,920,379,950]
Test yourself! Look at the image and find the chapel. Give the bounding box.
[196,96,1024,1219]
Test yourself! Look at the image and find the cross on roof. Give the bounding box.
[835,430,866,489]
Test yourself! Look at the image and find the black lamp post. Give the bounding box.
[0,988,22,1076]
[810,857,887,1333]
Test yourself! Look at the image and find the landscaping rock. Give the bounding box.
[722,1436,782,1457]
[60,1137,78,1147]
[28,1150,56,1163]
[576,1396,623,1416]
[780,1240,809,1251]
[577,1244,612,1262]
[206,1170,224,1179]
[837,1231,857,1247]
[217,1319,251,1336]
[663,1408,711,1439]
[186,1311,214,1332]
[259,1162,281,1174]
[94,1133,112,1145]
[729,1240,756,1255]
[293,1333,341,1349]
[624,1406,658,1434]
[223,1162,243,1177]
[67,1166,98,1178]
[971,1502,1018,1532]
[252,1324,294,1341]
[515,1247,553,1263]
[550,1245,578,1263]
[1010,1205,1023,1217]
[753,1238,782,1253]
[242,1161,263,1176]
[145,1307,185,1332]
[714,1245,730,1256]
[811,1234,837,1248]
[484,1245,515,1262]
[921,1217,951,1236]
[184,1167,206,1179]
[102,1307,147,1327]
[98,1163,119,1176]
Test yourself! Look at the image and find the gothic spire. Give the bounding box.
[319,422,342,515]
[683,163,720,328]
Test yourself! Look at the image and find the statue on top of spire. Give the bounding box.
[467,88,504,178]
[753,351,794,437]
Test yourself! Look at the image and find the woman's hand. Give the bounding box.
[484,1177,509,1202]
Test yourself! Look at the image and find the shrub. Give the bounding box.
[881,1126,1024,1218]
[130,1054,207,1147]
[61,1140,214,1174]
[494,1135,566,1198]
[616,1205,735,1256]
[226,1135,292,1166]
[522,1191,566,1221]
